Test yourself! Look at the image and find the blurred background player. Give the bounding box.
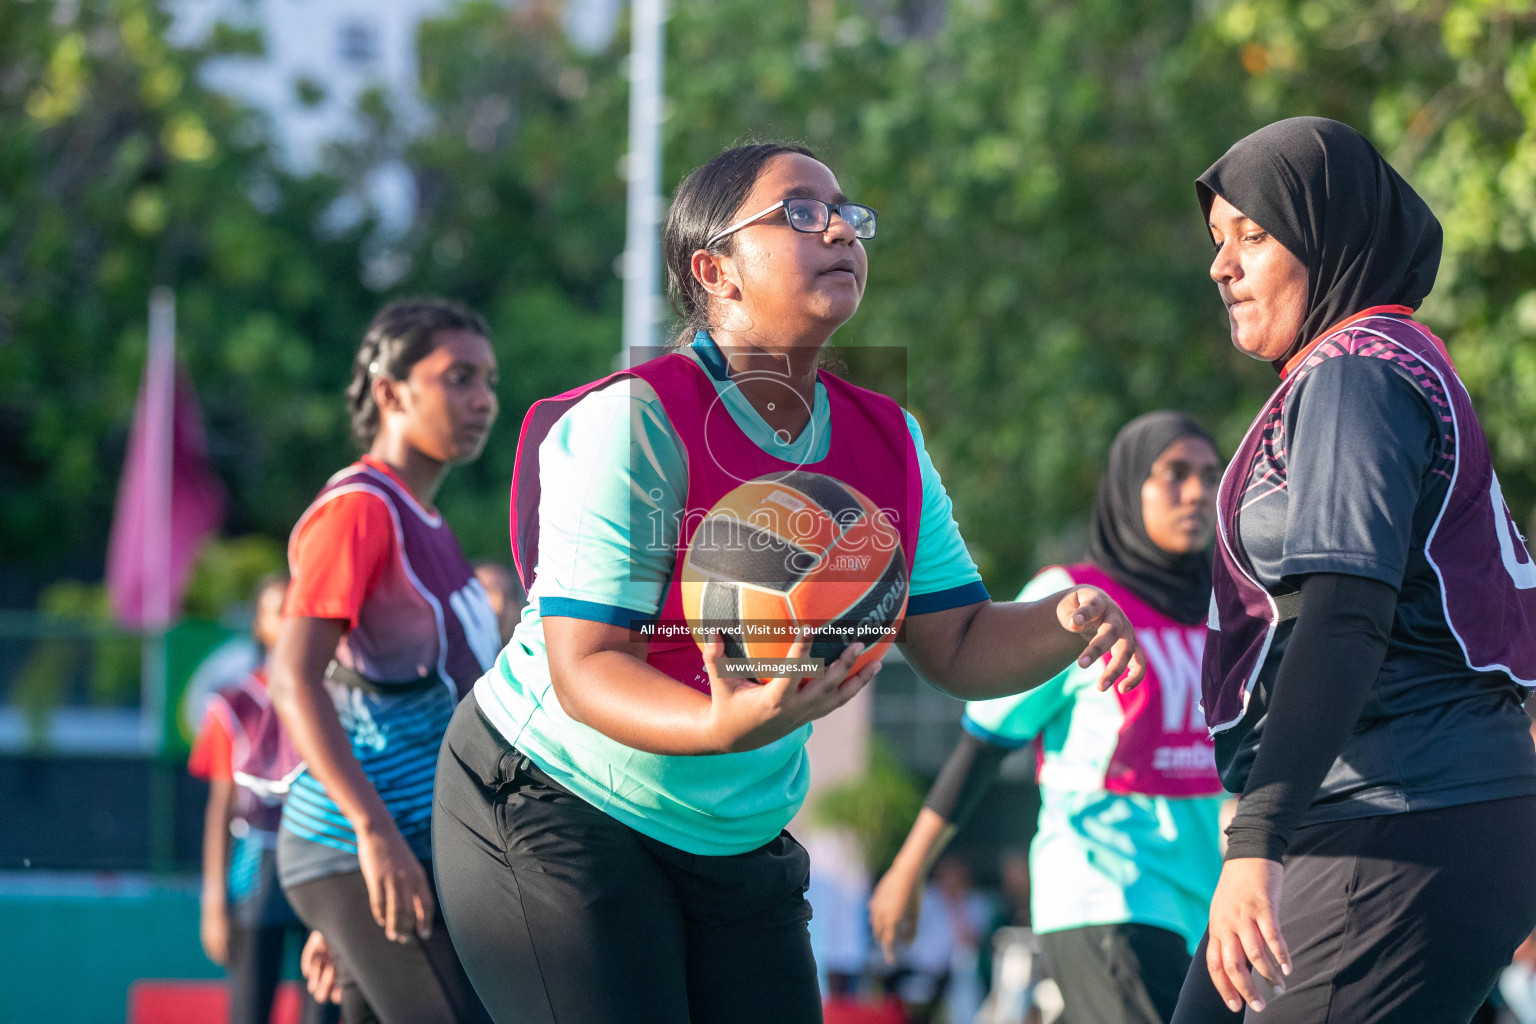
[472,560,524,645]
[872,411,1227,1024]
[189,572,340,1024]
[268,298,500,1024]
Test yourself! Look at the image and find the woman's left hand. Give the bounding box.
[1055,586,1148,692]
[1206,857,1291,1013]
[301,930,345,1005]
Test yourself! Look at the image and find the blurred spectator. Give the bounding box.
[979,848,1033,993]
[934,856,993,1024]
[895,855,993,1024]
[804,830,872,998]
[979,927,1066,1024]
[996,846,1033,929]
[189,573,338,1024]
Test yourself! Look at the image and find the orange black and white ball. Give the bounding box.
[681,471,908,679]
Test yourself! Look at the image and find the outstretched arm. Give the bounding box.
[902,587,1145,699]
[869,732,1012,960]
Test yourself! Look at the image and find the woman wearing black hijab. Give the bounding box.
[1174,117,1536,1024]
[871,412,1227,1024]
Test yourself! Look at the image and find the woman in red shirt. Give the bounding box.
[268,298,500,1024]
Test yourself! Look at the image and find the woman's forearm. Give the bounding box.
[543,616,872,755]
[886,807,958,883]
[1225,572,1396,861]
[925,731,1011,827]
[553,645,720,754]
[902,593,1087,699]
[268,617,394,834]
[200,778,235,906]
[887,731,1011,884]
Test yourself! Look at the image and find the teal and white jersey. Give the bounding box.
[475,334,988,856]
[963,568,1223,952]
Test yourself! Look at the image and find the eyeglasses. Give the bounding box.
[706,198,878,248]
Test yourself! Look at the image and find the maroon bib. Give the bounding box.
[510,350,922,692]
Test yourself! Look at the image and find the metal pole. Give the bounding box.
[621,0,665,366]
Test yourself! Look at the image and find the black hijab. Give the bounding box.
[1196,116,1443,370]
[1087,412,1217,626]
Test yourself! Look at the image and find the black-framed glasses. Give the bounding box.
[706,198,878,247]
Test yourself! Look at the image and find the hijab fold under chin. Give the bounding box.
[1086,412,1216,627]
[1196,116,1443,370]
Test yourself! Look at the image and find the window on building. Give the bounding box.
[337,19,378,67]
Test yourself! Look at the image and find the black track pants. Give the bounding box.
[431,695,823,1024]
[1172,796,1536,1024]
[284,867,490,1024]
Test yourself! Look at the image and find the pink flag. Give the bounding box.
[106,293,225,628]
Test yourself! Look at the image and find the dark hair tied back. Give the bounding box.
[663,142,816,344]
[347,297,490,447]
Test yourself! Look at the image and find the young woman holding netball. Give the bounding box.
[431,142,1147,1024]
[268,298,500,1024]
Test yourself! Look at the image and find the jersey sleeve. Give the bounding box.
[284,490,396,627]
[903,411,989,615]
[188,712,234,782]
[532,378,686,627]
[961,567,1091,746]
[1278,355,1437,588]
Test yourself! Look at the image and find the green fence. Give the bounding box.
[0,873,218,1024]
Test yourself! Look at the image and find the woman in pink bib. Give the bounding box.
[870,411,1227,1024]
[432,143,1147,1024]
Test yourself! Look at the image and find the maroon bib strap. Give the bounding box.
[313,463,489,698]
[509,370,636,593]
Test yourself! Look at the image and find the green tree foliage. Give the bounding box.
[811,737,926,873]
[6,0,1536,608]
[1199,0,1536,531]
[388,0,630,558]
[0,0,379,587]
[180,533,285,621]
[660,0,1536,588]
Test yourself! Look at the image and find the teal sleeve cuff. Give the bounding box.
[960,715,1031,751]
[908,581,990,616]
[538,597,657,630]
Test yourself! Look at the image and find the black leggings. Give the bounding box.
[1172,796,1536,1024]
[228,924,339,1024]
[284,866,490,1024]
[432,695,823,1024]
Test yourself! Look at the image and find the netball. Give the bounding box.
[680,471,908,678]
